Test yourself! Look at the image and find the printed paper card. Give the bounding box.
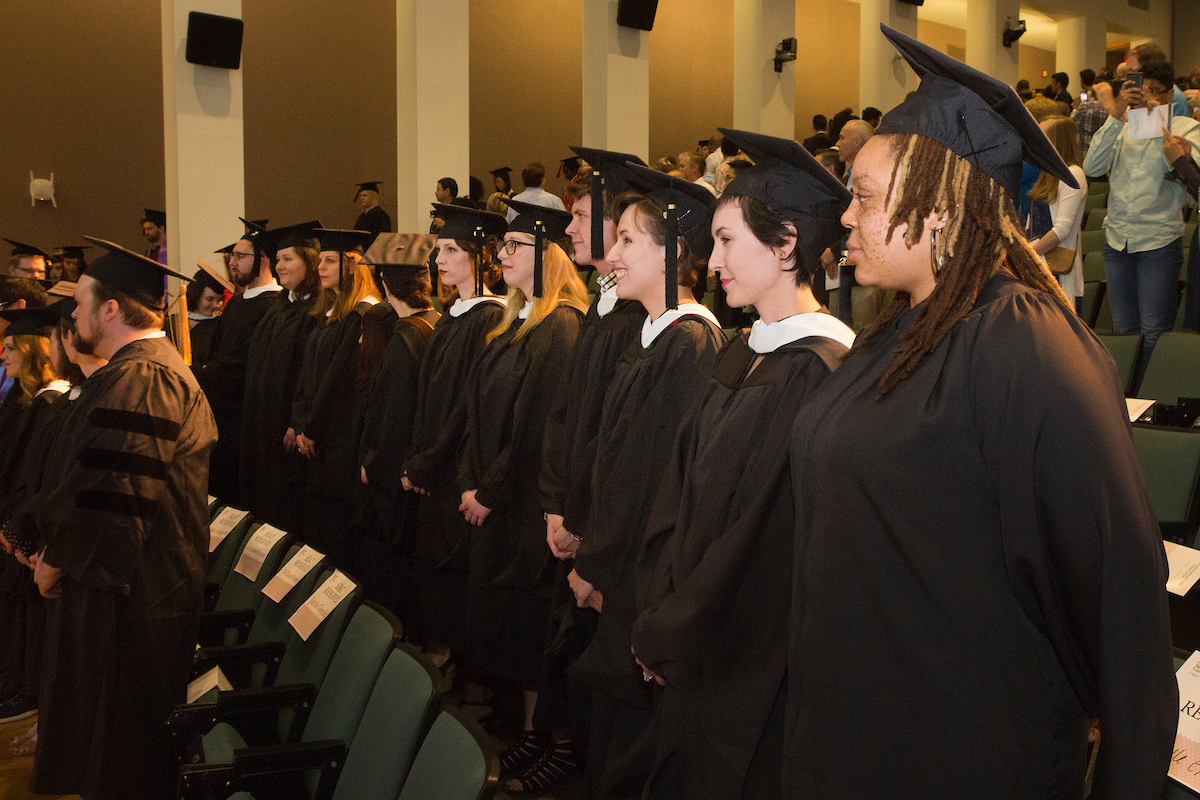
[1128,104,1172,141]
[186,666,232,704]
[1127,398,1155,422]
[208,507,249,553]
[1165,541,1200,597]
[262,545,324,603]
[288,570,356,641]
[1170,651,1200,791]
[232,524,288,582]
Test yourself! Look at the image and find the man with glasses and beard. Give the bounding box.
[30,238,215,800]
[196,221,284,503]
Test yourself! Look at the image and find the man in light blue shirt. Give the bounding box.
[1083,59,1200,385]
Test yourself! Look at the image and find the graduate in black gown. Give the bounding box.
[785,27,1176,799]
[505,150,650,794]
[0,304,71,726]
[239,222,324,534]
[567,167,725,800]
[197,220,284,505]
[402,206,508,659]
[292,228,379,562]
[352,233,441,611]
[353,181,393,241]
[627,130,856,800]
[31,238,216,800]
[185,262,230,369]
[457,199,588,751]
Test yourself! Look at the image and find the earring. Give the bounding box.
[930,228,944,278]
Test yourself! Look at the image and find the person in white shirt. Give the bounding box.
[679,151,718,196]
[506,163,567,222]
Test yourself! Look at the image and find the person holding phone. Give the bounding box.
[1163,125,1200,329]
[1082,58,1200,387]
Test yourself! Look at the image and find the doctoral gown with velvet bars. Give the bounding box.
[198,288,282,505]
[569,316,723,800]
[239,293,320,534]
[785,271,1176,800]
[401,299,505,650]
[31,337,216,800]
[459,306,582,686]
[627,332,848,800]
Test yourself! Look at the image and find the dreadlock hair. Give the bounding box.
[850,133,1071,398]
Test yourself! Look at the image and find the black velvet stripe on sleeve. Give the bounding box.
[87,407,183,441]
[78,448,170,481]
[75,490,160,520]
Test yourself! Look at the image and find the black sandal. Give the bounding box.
[500,730,550,778]
[506,739,579,793]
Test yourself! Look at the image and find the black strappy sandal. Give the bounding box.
[499,730,550,778]
[505,739,579,794]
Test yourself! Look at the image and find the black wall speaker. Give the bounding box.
[185,11,244,70]
[897,0,925,5]
[617,0,660,31]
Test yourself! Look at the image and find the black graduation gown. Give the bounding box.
[32,337,217,800]
[239,293,320,534]
[402,298,505,649]
[786,272,1177,799]
[459,306,583,685]
[628,332,848,800]
[292,300,376,560]
[354,205,393,241]
[569,314,723,798]
[353,308,439,608]
[0,385,26,497]
[198,287,283,505]
[189,316,220,368]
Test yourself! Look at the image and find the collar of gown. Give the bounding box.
[449,295,506,318]
[597,284,619,317]
[747,312,856,353]
[243,280,282,300]
[641,302,719,348]
[518,300,533,319]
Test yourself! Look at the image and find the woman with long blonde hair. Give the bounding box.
[292,228,380,558]
[457,199,586,762]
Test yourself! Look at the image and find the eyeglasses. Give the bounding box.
[501,240,535,255]
[229,251,256,261]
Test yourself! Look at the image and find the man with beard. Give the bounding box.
[30,237,216,800]
[196,221,283,504]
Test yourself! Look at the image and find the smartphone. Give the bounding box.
[1127,72,1144,89]
[1080,91,1088,101]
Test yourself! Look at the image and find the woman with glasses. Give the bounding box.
[457,199,587,783]
[291,228,379,561]
[402,206,508,671]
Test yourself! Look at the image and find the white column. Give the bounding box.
[1057,17,1108,99]
[732,0,795,137]
[965,0,1020,86]
[859,0,918,116]
[161,0,245,292]
[396,0,469,234]
[582,0,649,162]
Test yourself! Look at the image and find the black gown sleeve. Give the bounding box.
[300,312,364,443]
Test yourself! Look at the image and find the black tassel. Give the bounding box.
[338,248,348,291]
[590,169,605,262]
[664,204,678,310]
[472,225,486,297]
[533,220,545,298]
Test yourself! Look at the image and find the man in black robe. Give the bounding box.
[197,222,283,504]
[30,237,217,800]
[353,181,393,241]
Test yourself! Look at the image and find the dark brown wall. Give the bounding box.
[0,0,165,256]
[243,0,398,233]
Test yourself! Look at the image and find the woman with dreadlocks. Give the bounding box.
[401,205,507,667]
[292,228,379,561]
[785,26,1174,800]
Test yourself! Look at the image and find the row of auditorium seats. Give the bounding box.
[168,503,499,800]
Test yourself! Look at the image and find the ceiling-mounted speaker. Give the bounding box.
[617,0,660,31]
[897,0,925,5]
[185,11,244,69]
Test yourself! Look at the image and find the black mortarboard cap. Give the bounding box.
[623,162,716,310]
[356,182,382,193]
[270,220,322,252]
[489,166,512,178]
[568,146,650,260]
[5,239,48,259]
[57,297,76,319]
[718,127,852,267]
[503,199,574,299]
[315,228,373,254]
[55,245,91,260]
[239,217,277,258]
[559,157,583,178]
[876,24,1077,200]
[0,301,63,337]
[143,208,167,226]
[193,268,226,296]
[81,236,192,311]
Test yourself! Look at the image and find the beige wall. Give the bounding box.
[469,0,583,203]
[795,0,860,142]
[648,0,735,165]
[0,0,164,257]
[1018,44,1058,91]
[243,0,397,237]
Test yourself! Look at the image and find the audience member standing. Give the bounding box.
[803,115,833,152]
[141,209,168,266]
[353,182,393,241]
[506,163,567,222]
[1072,69,1108,158]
